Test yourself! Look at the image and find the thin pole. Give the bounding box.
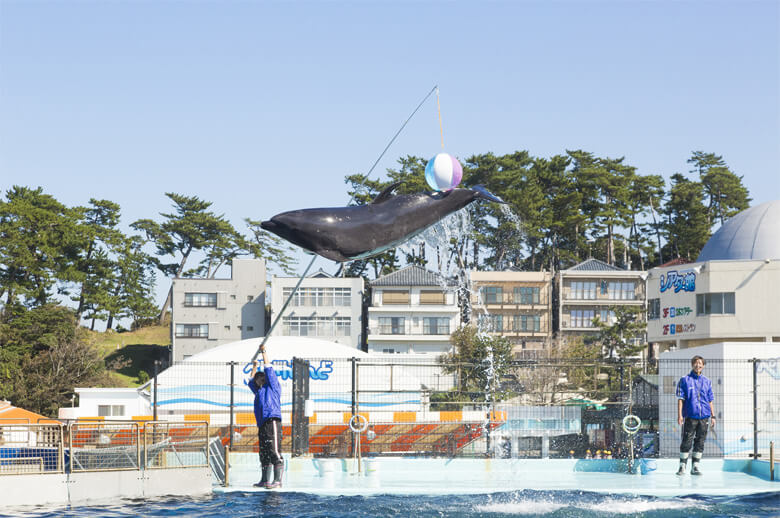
[153,360,159,421]
[436,87,444,150]
[753,358,759,459]
[229,361,235,450]
[251,254,317,362]
[361,85,438,189]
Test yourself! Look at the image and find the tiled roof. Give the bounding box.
[0,400,49,422]
[658,258,692,268]
[566,258,625,272]
[370,265,456,287]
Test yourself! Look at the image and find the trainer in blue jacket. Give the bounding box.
[676,355,715,475]
[248,345,283,488]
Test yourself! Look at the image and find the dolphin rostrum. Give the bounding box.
[260,183,505,262]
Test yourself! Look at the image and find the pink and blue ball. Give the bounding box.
[425,153,463,192]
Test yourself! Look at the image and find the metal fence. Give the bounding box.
[148,355,780,461]
[0,421,208,476]
[658,357,780,460]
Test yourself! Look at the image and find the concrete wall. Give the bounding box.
[1,467,211,506]
[647,259,780,350]
[172,259,266,361]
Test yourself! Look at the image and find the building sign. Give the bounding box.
[241,359,335,382]
[662,306,693,318]
[660,270,696,293]
[662,323,696,335]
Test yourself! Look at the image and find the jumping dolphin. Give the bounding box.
[260,183,505,262]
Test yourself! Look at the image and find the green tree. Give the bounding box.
[0,187,81,313]
[65,199,124,323]
[687,151,751,226]
[0,305,118,416]
[593,305,646,360]
[663,173,710,260]
[434,326,514,409]
[132,193,243,323]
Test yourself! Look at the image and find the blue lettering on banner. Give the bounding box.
[660,270,696,293]
[241,359,334,385]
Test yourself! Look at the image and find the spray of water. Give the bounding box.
[395,203,524,457]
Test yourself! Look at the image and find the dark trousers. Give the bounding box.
[258,417,283,467]
[680,417,709,454]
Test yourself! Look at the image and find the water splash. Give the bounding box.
[395,204,525,457]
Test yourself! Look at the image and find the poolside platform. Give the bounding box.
[217,456,780,497]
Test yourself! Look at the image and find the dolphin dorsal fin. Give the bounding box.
[371,181,402,204]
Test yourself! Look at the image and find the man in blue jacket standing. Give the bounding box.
[676,355,716,475]
[248,345,283,488]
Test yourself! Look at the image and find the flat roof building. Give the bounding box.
[470,270,553,358]
[270,269,364,350]
[647,200,780,350]
[171,258,266,362]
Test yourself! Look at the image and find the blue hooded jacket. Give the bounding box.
[676,370,714,419]
[248,366,282,425]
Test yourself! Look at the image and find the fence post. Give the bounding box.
[153,360,160,421]
[351,357,357,458]
[752,358,760,460]
[229,361,236,450]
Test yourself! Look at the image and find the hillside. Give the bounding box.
[89,325,171,387]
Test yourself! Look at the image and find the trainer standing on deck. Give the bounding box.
[248,345,283,488]
[676,355,715,475]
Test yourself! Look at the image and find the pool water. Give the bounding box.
[2,490,779,518]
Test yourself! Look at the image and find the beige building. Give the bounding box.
[270,269,365,350]
[469,270,552,357]
[557,258,647,346]
[647,200,780,350]
[171,258,266,361]
[367,265,460,355]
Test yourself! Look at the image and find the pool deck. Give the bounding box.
[216,457,780,497]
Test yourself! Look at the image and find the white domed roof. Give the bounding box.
[697,200,780,261]
[185,336,367,363]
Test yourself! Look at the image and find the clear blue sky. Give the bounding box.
[1,0,778,288]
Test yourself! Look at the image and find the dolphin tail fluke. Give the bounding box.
[472,185,506,204]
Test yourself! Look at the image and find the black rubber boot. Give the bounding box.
[254,465,272,487]
[266,463,283,489]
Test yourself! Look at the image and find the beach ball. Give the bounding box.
[425,152,462,191]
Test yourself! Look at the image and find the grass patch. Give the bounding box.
[86,325,171,387]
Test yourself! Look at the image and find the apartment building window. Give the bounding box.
[283,287,352,307]
[599,309,615,324]
[423,317,450,335]
[478,313,503,332]
[648,298,660,320]
[184,293,217,307]
[514,287,540,304]
[98,405,125,417]
[378,317,405,334]
[696,292,735,315]
[282,316,350,336]
[481,286,503,304]
[420,290,445,304]
[175,324,208,338]
[513,314,540,332]
[608,281,635,300]
[570,281,596,300]
[570,309,595,328]
[382,290,410,305]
